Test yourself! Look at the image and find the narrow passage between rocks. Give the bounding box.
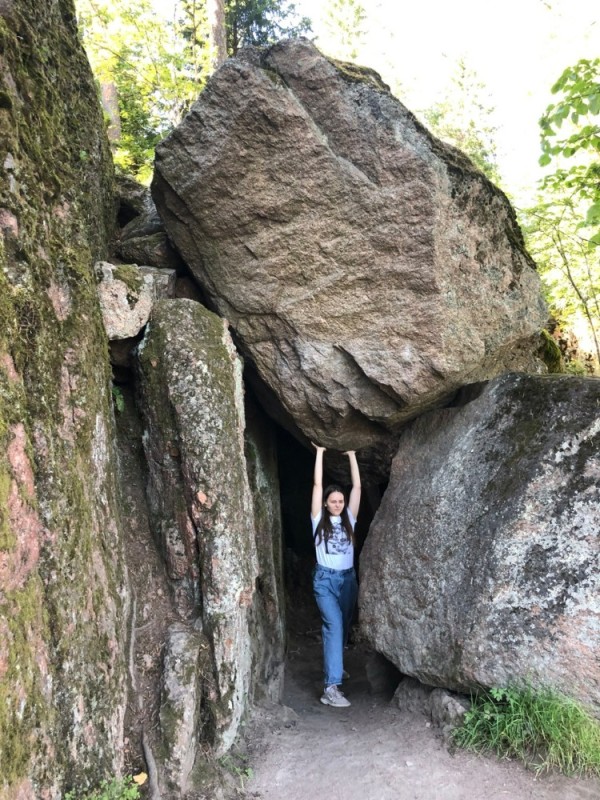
[243,601,600,800]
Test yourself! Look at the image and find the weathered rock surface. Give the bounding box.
[394,678,469,740]
[244,397,286,702]
[116,209,181,272]
[96,261,176,339]
[0,0,128,795]
[153,39,546,465]
[360,373,600,713]
[115,175,151,221]
[117,230,182,271]
[136,299,284,759]
[159,623,211,795]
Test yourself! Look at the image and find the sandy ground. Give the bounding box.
[242,603,600,800]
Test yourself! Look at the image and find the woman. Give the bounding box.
[311,444,361,707]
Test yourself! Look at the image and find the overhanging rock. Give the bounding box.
[153,39,546,471]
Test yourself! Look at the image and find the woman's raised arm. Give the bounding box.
[311,443,325,519]
[345,450,361,520]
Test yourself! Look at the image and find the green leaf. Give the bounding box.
[588,231,600,246]
[586,202,600,223]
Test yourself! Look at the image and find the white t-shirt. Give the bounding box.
[311,509,355,571]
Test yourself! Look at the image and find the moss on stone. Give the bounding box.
[327,57,390,92]
[539,330,564,374]
[0,469,14,550]
[0,0,128,792]
[113,264,144,305]
[0,576,54,788]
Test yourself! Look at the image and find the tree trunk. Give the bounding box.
[207,0,227,70]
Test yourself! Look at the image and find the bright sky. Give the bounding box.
[153,0,599,204]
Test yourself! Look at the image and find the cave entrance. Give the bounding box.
[274,425,384,637]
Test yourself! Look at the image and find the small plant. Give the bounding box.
[64,773,146,799]
[112,385,125,413]
[453,685,600,776]
[219,753,254,790]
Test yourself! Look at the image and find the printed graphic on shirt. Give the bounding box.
[325,518,352,554]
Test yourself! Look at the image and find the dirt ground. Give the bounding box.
[241,601,600,800]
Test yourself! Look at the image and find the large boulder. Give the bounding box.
[152,39,546,468]
[136,299,284,762]
[359,373,600,714]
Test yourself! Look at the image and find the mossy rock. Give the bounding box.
[0,0,129,793]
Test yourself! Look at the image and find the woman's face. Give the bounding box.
[325,491,345,516]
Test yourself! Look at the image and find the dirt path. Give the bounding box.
[243,605,600,800]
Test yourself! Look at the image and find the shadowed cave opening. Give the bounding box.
[274,424,384,637]
[272,423,403,700]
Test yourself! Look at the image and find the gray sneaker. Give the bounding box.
[320,685,351,707]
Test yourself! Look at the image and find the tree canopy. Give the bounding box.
[539,58,600,246]
[420,59,502,185]
[225,0,310,55]
[76,0,312,181]
[523,58,600,372]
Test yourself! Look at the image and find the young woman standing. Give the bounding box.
[311,444,361,707]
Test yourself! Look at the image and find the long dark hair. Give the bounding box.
[314,484,355,550]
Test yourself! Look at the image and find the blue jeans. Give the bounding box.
[313,565,358,687]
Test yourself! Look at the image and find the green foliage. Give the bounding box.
[522,57,600,373]
[421,59,502,185]
[539,58,600,245]
[64,776,141,799]
[454,686,600,777]
[321,0,367,62]
[77,0,207,182]
[522,194,600,371]
[218,753,254,789]
[225,0,311,56]
[111,386,125,413]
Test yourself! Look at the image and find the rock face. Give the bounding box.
[136,299,284,772]
[115,203,182,271]
[96,261,176,340]
[153,39,546,465]
[159,623,212,794]
[0,0,128,795]
[360,374,600,713]
[244,397,286,702]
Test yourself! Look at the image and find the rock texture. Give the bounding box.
[153,39,546,465]
[360,373,600,713]
[394,678,469,740]
[244,397,286,702]
[0,0,128,795]
[96,261,176,340]
[115,206,182,271]
[136,299,284,770]
[159,623,211,794]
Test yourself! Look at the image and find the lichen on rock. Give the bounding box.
[136,299,264,762]
[360,373,600,714]
[0,0,129,794]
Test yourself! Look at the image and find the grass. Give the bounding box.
[64,774,144,799]
[453,686,600,776]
